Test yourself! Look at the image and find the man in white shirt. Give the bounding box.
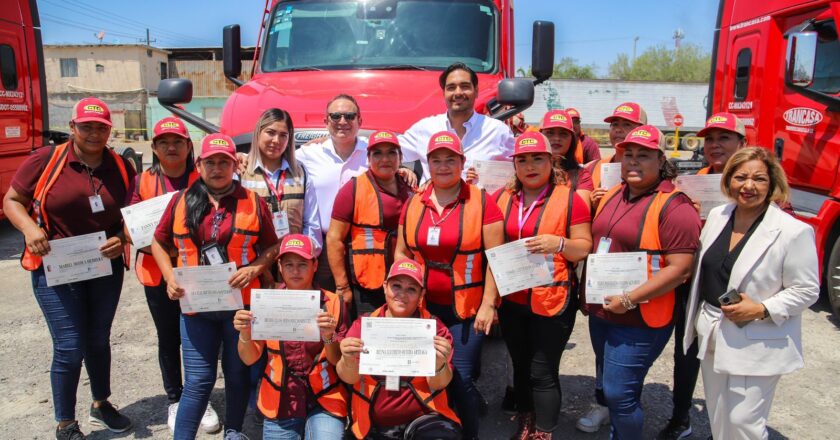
[399,62,515,181]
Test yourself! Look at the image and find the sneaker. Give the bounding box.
[501,385,517,415]
[89,401,132,433]
[200,402,221,433]
[656,416,692,440]
[167,402,178,434]
[224,429,250,440]
[575,404,610,433]
[56,421,85,440]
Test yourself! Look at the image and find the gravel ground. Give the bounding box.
[0,218,838,439]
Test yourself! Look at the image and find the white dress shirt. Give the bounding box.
[399,111,515,181]
[296,137,369,231]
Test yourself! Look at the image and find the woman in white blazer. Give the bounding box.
[683,147,819,439]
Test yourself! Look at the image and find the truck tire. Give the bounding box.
[664,134,678,150]
[113,146,143,172]
[681,132,701,151]
[827,237,840,318]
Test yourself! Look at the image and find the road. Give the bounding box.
[0,207,838,439]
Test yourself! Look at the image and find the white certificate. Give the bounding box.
[585,252,648,304]
[473,160,513,194]
[600,162,622,189]
[41,231,112,287]
[250,289,321,342]
[121,192,177,249]
[359,317,436,377]
[175,262,243,313]
[675,174,727,220]
[486,238,554,296]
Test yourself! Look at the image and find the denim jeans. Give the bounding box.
[588,315,674,440]
[262,407,345,440]
[143,281,183,404]
[426,302,484,439]
[32,258,124,422]
[174,311,249,439]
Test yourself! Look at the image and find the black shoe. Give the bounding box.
[56,421,85,440]
[89,401,132,433]
[656,416,692,440]
[501,386,517,415]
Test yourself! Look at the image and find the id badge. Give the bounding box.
[385,375,400,391]
[89,195,105,213]
[272,210,290,238]
[427,226,441,247]
[201,242,228,266]
[596,237,612,254]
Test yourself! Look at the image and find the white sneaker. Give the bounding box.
[576,403,610,433]
[200,402,221,433]
[167,402,178,434]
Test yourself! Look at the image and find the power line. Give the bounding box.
[40,14,145,40]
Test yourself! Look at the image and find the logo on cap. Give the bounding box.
[374,132,392,139]
[519,137,538,146]
[209,138,230,147]
[398,261,418,271]
[160,121,180,129]
[709,115,728,124]
[84,104,104,114]
[616,105,635,114]
[633,129,652,139]
[285,238,305,248]
[550,114,568,122]
[435,134,454,143]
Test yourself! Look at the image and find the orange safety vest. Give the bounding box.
[585,154,615,191]
[134,169,199,286]
[21,142,130,271]
[170,187,263,304]
[348,173,395,290]
[496,186,574,317]
[696,166,711,175]
[593,185,684,328]
[349,306,460,439]
[257,290,349,420]
[403,185,486,320]
[574,139,585,164]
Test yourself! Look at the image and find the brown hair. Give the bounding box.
[720,147,790,204]
[505,153,567,192]
[246,108,301,178]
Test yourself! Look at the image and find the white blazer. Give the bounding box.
[683,202,819,376]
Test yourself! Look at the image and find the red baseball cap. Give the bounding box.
[511,131,551,157]
[387,258,424,286]
[616,125,664,152]
[279,234,316,260]
[566,108,581,119]
[72,97,112,126]
[696,112,746,137]
[153,117,190,140]
[540,110,574,133]
[604,102,648,125]
[367,130,401,150]
[198,133,237,162]
[427,131,464,158]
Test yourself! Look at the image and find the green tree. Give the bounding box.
[607,43,711,82]
[516,57,597,79]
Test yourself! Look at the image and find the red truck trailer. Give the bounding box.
[710,0,840,315]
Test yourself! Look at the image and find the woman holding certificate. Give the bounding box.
[4,97,136,438]
[683,147,818,439]
[539,110,594,206]
[327,130,414,320]
[152,133,280,440]
[338,258,461,440]
[234,234,348,440]
[582,125,700,439]
[493,132,592,440]
[394,131,504,440]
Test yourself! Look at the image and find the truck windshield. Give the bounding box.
[261,0,498,73]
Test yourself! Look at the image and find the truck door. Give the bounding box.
[723,29,762,141]
[0,9,33,154]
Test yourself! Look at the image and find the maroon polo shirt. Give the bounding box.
[584,180,700,327]
[571,166,595,191]
[580,134,602,163]
[399,182,504,305]
[11,142,137,240]
[346,309,453,428]
[130,170,195,205]
[331,170,414,232]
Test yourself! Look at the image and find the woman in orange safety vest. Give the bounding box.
[337,258,461,440]
[326,130,414,321]
[234,234,348,439]
[151,133,280,439]
[539,110,594,208]
[494,132,593,440]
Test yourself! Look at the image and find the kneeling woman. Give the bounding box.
[337,258,461,440]
[152,134,280,439]
[234,234,348,439]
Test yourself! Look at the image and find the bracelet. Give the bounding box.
[322,334,336,345]
[336,285,350,292]
[435,362,447,374]
[620,292,637,310]
[555,237,566,254]
[238,334,252,344]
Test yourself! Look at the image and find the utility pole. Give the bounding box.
[632,36,640,62]
[673,28,685,51]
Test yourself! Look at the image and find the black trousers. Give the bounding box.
[143,282,183,404]
[671,282,701,420]
[348,284,386,322]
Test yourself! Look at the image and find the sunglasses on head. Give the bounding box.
[328,112,358,122]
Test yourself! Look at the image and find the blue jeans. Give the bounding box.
[32,258,124,422]
[174,311,249,439]
[588,316,673,440]
[426,302,484,439]
[262,407,345,440]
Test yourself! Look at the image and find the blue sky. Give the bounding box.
[38,0,719,76]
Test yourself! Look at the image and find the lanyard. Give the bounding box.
[429,200,459,227]
[84,166,102,196]
[517,185,549,239]
[210,211,225,241]
[262,170,286,210]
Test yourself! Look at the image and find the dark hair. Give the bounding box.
[150,138,195,175]
[557,132,581,186]
[325,94,361,118]
[660,153,679,180]
[439,62,478,90]
[184,179,211,235]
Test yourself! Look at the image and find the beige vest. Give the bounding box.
[239,166,306,234]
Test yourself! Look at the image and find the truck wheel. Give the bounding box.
[664,134,678,150]
[114,147,143,172]
[681,132,701,151]
[827,237,840,318]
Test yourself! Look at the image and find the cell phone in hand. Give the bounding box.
[718,289,741,306]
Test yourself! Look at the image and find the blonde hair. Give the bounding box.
[246,108,301,178]
[721,147,790,204]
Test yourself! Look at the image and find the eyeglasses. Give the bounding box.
[328,112,358,122]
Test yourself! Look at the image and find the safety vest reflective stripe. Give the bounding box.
[348,173,391,290]
[575,139,585,164]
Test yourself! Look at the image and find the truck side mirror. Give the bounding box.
[158,78,193,105]
[786,31,817,87]
[224,25,244,86]
[492,78,535,121]
[531,21,555,85]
